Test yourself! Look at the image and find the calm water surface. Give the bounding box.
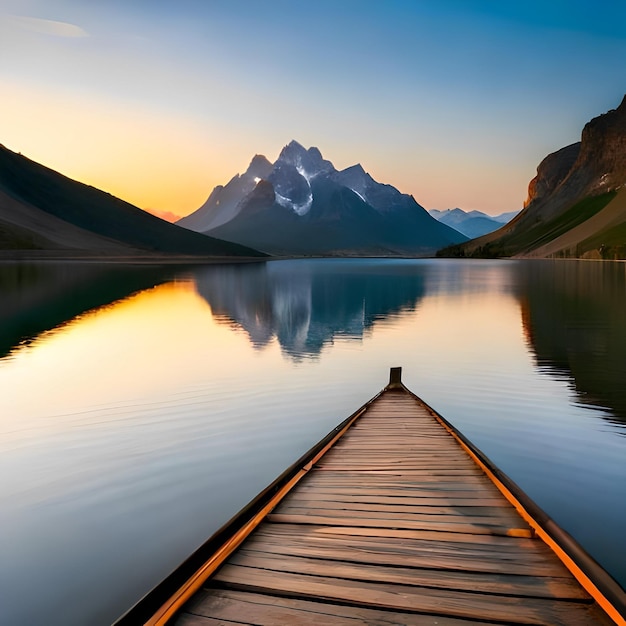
[0,258,625,625]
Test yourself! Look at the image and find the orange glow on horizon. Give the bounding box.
[0,80,526,218]
[0,280,265,430]
[0,81,244,216]
[144,208,182,223]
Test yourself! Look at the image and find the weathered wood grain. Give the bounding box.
[243,531,570,577]
[186,589,502,625]
[229,549,588,599]
[212,564,609,626]
[171,387,617,626]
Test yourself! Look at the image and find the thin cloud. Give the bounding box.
[10,15,89,38]
[144,208,182,223]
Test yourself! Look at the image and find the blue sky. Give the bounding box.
[1,0,625,216]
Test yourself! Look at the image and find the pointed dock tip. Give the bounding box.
[386,367,403,389]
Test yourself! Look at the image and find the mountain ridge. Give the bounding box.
[429,208,519,239]
[179,141,467,256]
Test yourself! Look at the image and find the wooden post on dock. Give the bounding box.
[387,366,403,389]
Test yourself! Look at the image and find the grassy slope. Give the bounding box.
[0,145,266,256]
[525,188,626,259]
[439,192,617,258]
[579,222,626,259]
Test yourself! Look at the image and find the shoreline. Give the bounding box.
[1,251,623,265]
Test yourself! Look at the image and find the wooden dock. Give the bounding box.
[117,369,626,626]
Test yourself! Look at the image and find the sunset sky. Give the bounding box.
[1,0,625,218]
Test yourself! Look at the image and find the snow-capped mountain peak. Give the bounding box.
[267,141,334,216]
[276,141,335,180]
[178,140,469,255]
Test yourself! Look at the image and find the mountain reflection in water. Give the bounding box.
[194,259,626,428]
[2,259,624,430]
[518,260,626,426]
[1,258,625,626]
[194,260,426,360]
[0,262,180,359]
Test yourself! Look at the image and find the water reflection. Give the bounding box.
[194,259,626,426]
[194,260,427,359]
[1,258,625,626]
[6,260,624,430]
[0,262,182,359]
[518,261,626,426]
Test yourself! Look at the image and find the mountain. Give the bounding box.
[492,210,521,224]
[0,144,265,258]
[178,141,467,256]
[440,95,626,259]
[179,154,273,232]
[428,208,516,239]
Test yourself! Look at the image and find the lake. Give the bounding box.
[1,258,625,625]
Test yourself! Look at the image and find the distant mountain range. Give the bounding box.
[0,144,265,258]
[428,208,519,239]
[441,95,626,259]
[178,141,467,256]
[8,99,623,262]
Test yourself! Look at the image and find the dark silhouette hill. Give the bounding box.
[0,144,265,258]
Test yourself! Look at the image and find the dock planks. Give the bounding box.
[168,387,622,625]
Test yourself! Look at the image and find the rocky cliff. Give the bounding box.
[524,143,580,208]
[441,95,626,259]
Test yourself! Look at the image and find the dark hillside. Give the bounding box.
[0,145,265,257]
